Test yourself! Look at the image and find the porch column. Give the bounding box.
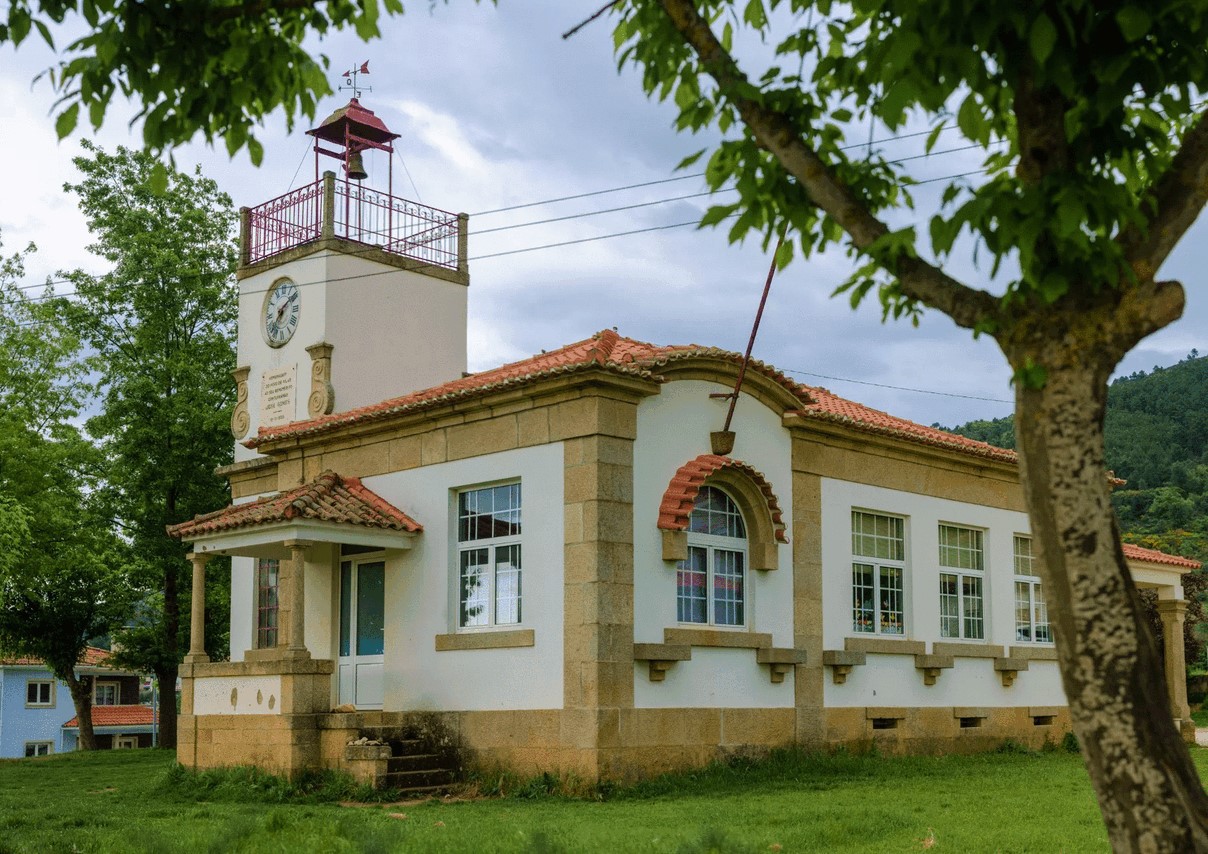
[1156,598,1192,722]
[283,540,311,660]
[184,552,212,664]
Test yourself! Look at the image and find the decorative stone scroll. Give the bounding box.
[230,366,251,439]
[306,342,335,417]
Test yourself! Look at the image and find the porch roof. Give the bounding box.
[63,705,155,729]
[167,470,421,558]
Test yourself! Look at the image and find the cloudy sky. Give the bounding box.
[2,1,1206,429]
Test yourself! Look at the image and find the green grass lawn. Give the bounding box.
[3,746,1204,853]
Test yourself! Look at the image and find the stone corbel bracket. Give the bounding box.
[822,649,867,684]
[756,647,808,683]
[306,342,335,417]
[633,643,691,681]
[993,657,1029,687]
[914,654,955,686]
[230,366,251,439]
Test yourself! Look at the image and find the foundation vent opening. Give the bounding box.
[958,717,984,729]
[871,718,898,730]
[1032,715,1054,727]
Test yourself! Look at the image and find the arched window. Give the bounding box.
[677,485,747,626]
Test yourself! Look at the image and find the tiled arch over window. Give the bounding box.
[657,454,787,570]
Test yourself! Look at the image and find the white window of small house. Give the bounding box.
[851,511,906,635]
[25,680,54,707]
[94,681,119,706]
[457,482,522,628]
[24,742,52,757]
[1013,535,1051,643]
[256,558,280,649]
[938,524,985,640]
[676,486,748,627]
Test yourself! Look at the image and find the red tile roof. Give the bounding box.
[168,471,421,540]
[63,705,155,729]
[0,646,112,668]
[658,454,788,543]
[246,330,1014,467]
[1122,543,1201,571]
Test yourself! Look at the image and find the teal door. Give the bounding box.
[337,560,385,709]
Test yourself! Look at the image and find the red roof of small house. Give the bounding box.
[658,454,788,543]
[63,705,155,729]
[167,470,422,540]
[1122,543,1201,570]
[0,646,112,668]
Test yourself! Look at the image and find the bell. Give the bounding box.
[345,152,368,181]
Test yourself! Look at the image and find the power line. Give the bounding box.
[780,367,1011,403]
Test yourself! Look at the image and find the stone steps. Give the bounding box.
[344,723,460,793]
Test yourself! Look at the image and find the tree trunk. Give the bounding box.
[1012,342,1208,851]
[64,673,96,751]
[155,663,178,749]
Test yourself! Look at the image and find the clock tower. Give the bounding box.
[230,97,469,462]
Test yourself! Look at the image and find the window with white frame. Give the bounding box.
[938,524,985,639]
[24,742,52,757]
[25,680,53,707]
[94,681,119,706]
[676,486,747,627]
[457,482,522,628]
[256,558,280,649]
[1013,535,1051,643]
[851,511,906,635]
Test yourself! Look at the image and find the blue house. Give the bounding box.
[0,648,149,757]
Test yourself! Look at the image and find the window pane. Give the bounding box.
[495,544,522,625]
[688,486,745,538]
[1015,580,1032,641]
[852,563,875,633]
[1034,583,1051,642]
[460,548,490,627]
[1014,536,1034,576]
[939,573,960,638]
[713,549,744,627]
[257,558,280,649]
[939,525,983,570]
[852,511,904,560]
[459,484,522,542]
[962,575,984,639]
[677,547,708,623]
[880,565,904,635]
[356,562,385,656]
[339,561,352,656]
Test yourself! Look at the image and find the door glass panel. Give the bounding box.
[339,561,352,657]
[356,562,385,656]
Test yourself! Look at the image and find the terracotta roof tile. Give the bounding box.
[1122,543,1201,570]
[167,471,421,540]
[0,646,111,668]
[63,705,155,729]
[658,454,788,543]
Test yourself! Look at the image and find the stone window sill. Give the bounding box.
[434,628,535,651]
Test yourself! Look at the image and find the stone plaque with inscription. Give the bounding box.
[260,365,297,428]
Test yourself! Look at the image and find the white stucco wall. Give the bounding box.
[632,380,795,709]
[358,443,564,712]
[233,248,467,463]
[820,478,1065,708]
[194,675,283,716]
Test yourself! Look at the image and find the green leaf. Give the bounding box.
[677,150,707,170]
[1029,14,1057,65]
[148,162,169,196]
[1115,7,1151,42]
[54,104,80,139]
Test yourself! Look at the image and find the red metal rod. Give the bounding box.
[722,226,788,434]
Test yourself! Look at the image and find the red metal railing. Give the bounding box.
[244,176,463,271]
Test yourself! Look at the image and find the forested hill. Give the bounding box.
[941,351,1208,553]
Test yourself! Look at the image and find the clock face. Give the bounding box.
[263,278,300,348]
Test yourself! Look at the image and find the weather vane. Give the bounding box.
[339,61,372,99]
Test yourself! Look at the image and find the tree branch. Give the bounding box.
[656,0,999,332]
[1121,108,1208,280]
